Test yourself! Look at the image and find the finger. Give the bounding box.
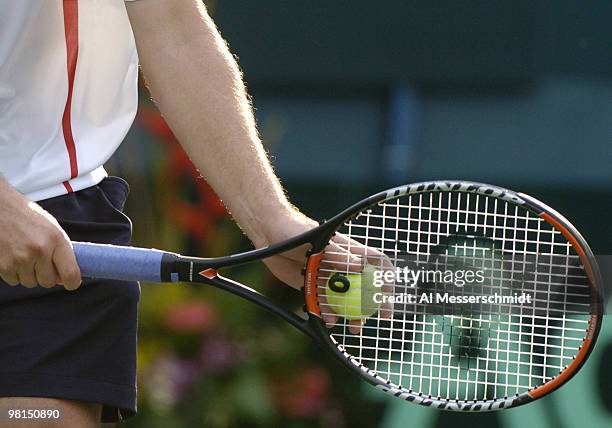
[318,290,338,327]
[331,233,396,272]
[0,271,19,286]
[377,268,396,320]
[52,242,81,290]
[348,319,364,335]
[16,263,37,288]
[34,258,60,288]
[330,233,384,259]
[319,242,363,274]
[379,301,394,320]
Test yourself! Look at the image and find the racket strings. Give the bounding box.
[316,191,592,402]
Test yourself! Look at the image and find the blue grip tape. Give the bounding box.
[73,242,166,282]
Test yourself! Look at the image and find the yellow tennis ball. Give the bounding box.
[326,264,381,320]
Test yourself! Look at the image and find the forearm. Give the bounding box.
[127,1,294,247]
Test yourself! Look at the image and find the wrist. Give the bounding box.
[237,200,316,249]
[0,177,29,211]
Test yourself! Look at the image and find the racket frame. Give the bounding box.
[76,180,603,411]
[301,181,602,411]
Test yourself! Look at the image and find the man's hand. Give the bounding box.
[249,208,318,289]
[0,179,81,290]
[253,207,394,334]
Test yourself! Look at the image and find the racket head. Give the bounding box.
[303,181,602,411]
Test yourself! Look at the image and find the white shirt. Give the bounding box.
[0,0,139,201]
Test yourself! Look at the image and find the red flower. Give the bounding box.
[270,366,331,418]
[163,301,217,334]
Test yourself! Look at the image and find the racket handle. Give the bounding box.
[73,242,168,282]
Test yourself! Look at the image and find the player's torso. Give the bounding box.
[0,0,138,201]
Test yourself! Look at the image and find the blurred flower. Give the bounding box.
[143,353,202,408]
[163,300,218,334]
[269,366,331,418]
[199,335,245,373]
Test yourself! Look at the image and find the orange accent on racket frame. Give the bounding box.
[528,212,599,399]
[304,252,323,316]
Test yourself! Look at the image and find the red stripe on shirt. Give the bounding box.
[62,0,79,190]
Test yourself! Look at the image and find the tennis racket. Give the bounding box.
[72,180,602,411]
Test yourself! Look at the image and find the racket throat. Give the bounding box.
[160,254,217,283]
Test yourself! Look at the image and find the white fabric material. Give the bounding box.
[0,0,139,201]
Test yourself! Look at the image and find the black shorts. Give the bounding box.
[0,177,139,423]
